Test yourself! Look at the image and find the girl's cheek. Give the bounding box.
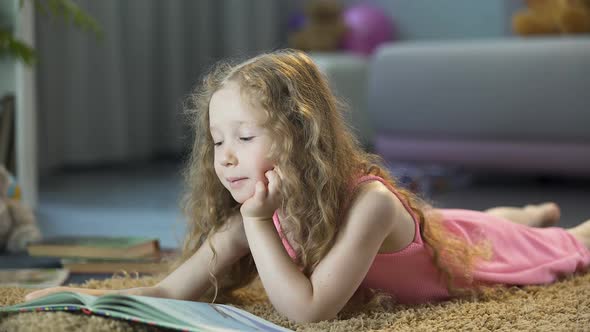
[244,183,256,201]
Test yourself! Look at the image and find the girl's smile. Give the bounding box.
[228,177,249,189]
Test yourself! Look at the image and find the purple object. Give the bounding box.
[342,4,395,56]
[288,12,307,32]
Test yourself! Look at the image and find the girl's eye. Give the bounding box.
[213,142,222,147]
[240,136,255,142]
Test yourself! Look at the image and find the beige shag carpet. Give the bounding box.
[1,272,589,331]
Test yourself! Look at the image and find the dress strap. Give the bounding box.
[273,210,298,260]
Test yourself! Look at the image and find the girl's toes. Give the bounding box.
[539,202,560,227]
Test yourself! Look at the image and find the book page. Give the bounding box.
[95,294,291,331]
[216,305,293,332]
[92,297,178,325]
[0,291,89,312]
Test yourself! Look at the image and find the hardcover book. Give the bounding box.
[26,236,160,259]
[60,249,177,274]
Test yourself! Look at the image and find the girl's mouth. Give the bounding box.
[228,177,248,189]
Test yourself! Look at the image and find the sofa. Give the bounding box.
[313,37,590,176]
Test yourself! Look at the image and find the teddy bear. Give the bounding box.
[0,165,42,253]
[288,0,347,52]
[513,0,590,35]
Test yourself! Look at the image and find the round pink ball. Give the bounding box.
[342,4,395,56]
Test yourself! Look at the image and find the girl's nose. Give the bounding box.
[220,146,237,166]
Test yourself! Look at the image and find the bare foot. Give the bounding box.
[523,202,561,227]
[568,219,590,249]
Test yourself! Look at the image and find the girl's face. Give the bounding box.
[209,81,275,204]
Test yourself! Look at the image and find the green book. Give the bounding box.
[59,255,172,274]
[0,291,292,332]
[26,236,160,259]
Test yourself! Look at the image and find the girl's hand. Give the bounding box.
[25,286,112,301]
[240,168,282,221]
[25,286,67,301]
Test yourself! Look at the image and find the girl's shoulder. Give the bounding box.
[347,174,414,214]
[351,178,391,200]
[347,175,398,209]
[344,178,401,227]
[344,176,417,253]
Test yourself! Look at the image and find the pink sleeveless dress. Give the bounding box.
[272,175,590,304]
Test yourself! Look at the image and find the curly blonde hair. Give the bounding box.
[176,49,486,301]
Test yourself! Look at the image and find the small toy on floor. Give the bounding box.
[385,162,473,198]
[0,165,42,253]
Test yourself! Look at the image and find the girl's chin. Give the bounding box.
[230,190,254,204]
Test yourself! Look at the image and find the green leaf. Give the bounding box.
[0,29,37,65]
[30,0,103,39]
[1,0,104,66]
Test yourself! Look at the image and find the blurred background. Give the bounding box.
[1,0,589,249]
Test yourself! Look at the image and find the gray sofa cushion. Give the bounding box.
[368,38,590,142]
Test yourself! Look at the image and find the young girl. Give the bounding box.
[26,49,590,323]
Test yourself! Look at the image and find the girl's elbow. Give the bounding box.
[271,290,340,322]
[283,306,337,323]
[289,312,336,324]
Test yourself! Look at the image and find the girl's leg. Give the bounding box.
[567,220,590,249]
[484,202,560,227]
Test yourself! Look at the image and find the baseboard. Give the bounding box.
[374,134,590,176]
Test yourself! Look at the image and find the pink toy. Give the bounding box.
[342,4,395,56]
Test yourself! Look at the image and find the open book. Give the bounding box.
[0,291,292,332]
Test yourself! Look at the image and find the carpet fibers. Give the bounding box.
[1,272,589,331]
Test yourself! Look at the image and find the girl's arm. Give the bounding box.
[25,212,250,302]
[243,182,402,323]
[25,285,163,300]
[155,211,250,301]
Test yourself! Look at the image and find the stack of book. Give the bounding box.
[26,236,176,275]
